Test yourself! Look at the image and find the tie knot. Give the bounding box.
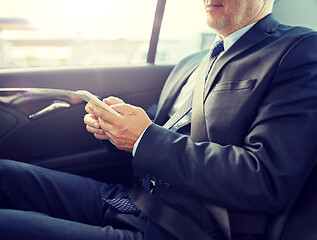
[210,40,224,59]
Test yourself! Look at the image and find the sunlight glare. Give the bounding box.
[56,0,123,38]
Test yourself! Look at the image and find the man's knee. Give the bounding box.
[0,209,50,240]
[0,159,40,199]
[0,209,16,234]
[0,159,33,180]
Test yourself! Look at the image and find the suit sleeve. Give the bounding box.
[132,33,317,214]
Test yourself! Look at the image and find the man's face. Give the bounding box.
[204,0,267,37]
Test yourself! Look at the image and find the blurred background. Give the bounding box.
[0,0,315,68]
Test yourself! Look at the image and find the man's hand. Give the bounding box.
[84,96,152,152]
[84,97,123,141]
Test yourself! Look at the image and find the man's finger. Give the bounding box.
[86,125,104,135]
[103,96,124,106]
[87,102,120,124]
[85,103,95,115]
[110,103,138,116]
[94,133,110,140]
[84,114,100,129]
[98,118,114,131]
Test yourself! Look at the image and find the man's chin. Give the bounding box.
[207,19,223,31]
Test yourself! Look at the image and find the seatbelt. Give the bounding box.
[129,185,215,240]
[191,52,232,240]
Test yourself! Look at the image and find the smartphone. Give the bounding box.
[76,90,120,116]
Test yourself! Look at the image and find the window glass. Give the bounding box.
[156,0,216,65]
[273,0,317,30]
[0,0,157,68]
[157,0,317,65]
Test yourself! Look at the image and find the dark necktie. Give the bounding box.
[206,40,224,78]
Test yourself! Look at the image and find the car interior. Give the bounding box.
[0,0,316,188]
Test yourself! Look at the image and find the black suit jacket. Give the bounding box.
[133,14,317,240]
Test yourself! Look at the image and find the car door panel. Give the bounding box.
[0,64,173,184]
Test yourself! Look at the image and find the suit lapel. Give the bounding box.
[204,14,280,100]
[154,53,206,125]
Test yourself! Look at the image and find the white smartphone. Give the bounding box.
[76,90,120,116]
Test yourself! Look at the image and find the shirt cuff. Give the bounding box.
[132,124,151,157]
[109,139,115,145]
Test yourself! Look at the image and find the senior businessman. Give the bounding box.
[1,0,317,240]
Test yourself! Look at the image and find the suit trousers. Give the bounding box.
[0,159,147,240]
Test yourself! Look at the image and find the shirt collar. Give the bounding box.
[211,22,257,53]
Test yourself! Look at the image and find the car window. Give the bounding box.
[273,0,317,30]
[156,0,216,65]
[156,0,317,65]
[0,0,157,68]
